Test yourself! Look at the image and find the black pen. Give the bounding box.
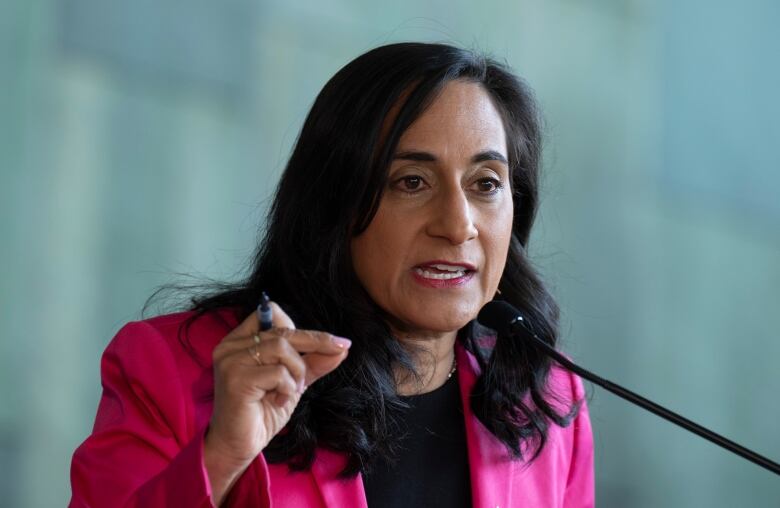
[257,291,273,331]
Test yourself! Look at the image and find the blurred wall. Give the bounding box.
[1,0,779,506]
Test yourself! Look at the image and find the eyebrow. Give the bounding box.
[393,149,508,165]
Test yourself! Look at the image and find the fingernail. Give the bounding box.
[331,336,352,348]
[297,379,305,393]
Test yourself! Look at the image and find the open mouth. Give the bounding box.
[413,263,476,280]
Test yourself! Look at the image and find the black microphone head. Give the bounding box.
[477,300,524,336]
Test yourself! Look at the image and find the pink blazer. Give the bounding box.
[70,308,594,507]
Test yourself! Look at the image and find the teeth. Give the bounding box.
[431,264,464,272]
[415,267,466,280]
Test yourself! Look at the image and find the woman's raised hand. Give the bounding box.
[203,302,351,505]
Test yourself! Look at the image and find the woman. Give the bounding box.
[70,42,594,507]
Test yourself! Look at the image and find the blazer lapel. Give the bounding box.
[457,342,515,508]
[306,343,513,508]
[311,448,368,508]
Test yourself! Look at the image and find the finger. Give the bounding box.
[222,362,298,401]
[272,390,294,407]
[222,328,350,356]
[239,337,307,386]
[254,364,298,408]
[267,329,352,355]
[259,364,298,399]
[217,330,349,383]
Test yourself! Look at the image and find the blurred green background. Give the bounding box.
[2,0,779,506]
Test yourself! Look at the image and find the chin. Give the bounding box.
[408,307,478,334]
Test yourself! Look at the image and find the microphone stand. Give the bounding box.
[523,330,780,476]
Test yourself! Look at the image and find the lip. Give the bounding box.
[414,259,478,271]
[411,259,478,289]
[411,269,475,288]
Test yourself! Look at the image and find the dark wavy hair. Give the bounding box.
[147,42,580,476]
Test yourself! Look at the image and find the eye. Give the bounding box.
[473,177,503,194]
[393,175,426,193]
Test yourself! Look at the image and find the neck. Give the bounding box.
[393,329,458,396]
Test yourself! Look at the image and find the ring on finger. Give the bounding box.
[247,345,263,366]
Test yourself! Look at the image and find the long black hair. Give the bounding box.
[147,42,580,476]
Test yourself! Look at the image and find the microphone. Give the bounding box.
[478,300,780,476]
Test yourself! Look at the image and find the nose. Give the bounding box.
[425,185,479,245]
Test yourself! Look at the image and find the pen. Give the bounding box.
[257,291,273,331]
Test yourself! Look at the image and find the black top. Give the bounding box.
[363,373,472,508]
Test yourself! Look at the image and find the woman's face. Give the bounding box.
[351,80,514,336]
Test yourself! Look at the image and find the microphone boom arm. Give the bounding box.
[525,330,780,476]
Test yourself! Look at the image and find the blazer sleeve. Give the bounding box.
[562,372,595,508]
[69,320,271,507]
